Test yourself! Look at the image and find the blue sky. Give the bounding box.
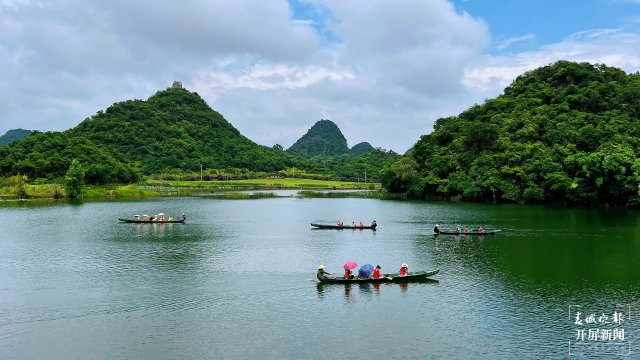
[452,0,640,52]
[1,0,640,152]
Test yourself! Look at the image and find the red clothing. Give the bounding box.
[399,267,408,276]
[344,269,352,279]
[373,268,382,278]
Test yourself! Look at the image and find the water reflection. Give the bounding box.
[315,280,439,301]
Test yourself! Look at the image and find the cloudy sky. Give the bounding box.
[1,0,640,153]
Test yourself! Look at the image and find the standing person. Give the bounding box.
[399,263,409,276]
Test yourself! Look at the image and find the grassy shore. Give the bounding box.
[0,178,381,200]
[145,178,380,190]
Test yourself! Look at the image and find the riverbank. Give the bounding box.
[0,178,381,200]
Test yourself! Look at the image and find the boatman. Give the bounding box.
[434,224,441,234]
[317,265,334,280]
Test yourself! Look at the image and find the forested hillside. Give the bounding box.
[287,119,350,156]
[0,131,140,183]
[0,86,394,184]
[69,86,292,174]
[0,129,32,146]
[390,61,640,206]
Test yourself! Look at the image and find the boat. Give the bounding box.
[434,230,500,235]
[118,218,185,223]
[311,223,377,230]
[317,269,439,284]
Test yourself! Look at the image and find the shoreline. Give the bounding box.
[0,178,383,201]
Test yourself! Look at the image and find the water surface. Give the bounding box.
[1,195,638,359]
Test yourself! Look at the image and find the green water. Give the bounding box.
[0,194,638,359]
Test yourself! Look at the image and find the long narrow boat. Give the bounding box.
[318,269,439,284]
[119,218,185,224]
[435,230,500,235]
[311,223,377,230]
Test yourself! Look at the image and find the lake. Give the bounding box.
[1,194,639,359]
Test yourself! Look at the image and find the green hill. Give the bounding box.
[69,86,289,174]
[0,131,139,183]
[0,129,32,146]
[0,85,395,185]
[351,142,374,155]
[287,119,350,156]
[404,60,640,206]
[0,85,293,183]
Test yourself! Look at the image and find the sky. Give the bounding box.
[1,0,640,153]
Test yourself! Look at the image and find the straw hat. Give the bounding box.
[318,264,325,270]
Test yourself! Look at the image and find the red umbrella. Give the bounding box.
[343,261,358,270]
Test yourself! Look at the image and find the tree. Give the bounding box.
[9,174,28,199]
[65,159,85,199]
[381,157,419,194]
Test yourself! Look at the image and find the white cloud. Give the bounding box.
[463,28,640,101]
[495,34,535,50]
[2,0,640,154]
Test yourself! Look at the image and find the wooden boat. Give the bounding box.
[318,269,439,283]
[119,218,185,223]
[311,223,377,230]
[435,230,500,235]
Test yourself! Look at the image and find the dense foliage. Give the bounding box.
[64,159,85,198]
[69,87,294,174]
[0,129,32,146]
[397,61,640,206]
[0,87,393,184]
[0,131,140,184]
[287,119,350,156]
[351,142,375,155]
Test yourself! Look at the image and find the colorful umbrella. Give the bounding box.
[358,264,374,277]
[343,261,358,270]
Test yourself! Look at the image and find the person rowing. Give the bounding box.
[317,265,334,280]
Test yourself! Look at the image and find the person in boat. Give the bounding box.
[317,265,334,280]
[134,215,141,221]
[399,263,409,276]
[371,220,377,227]
[478,226,484,233]
[463,225,469,233]
[359,221,364,228]
[434,224,441,234]
[336,221,343,227]
[344,268,354,280]
[160,214,166,222]
[181,213,186,221]
[352,221,356,227]
[168,216,174,221]
[454,225,460,233]
[372,265,382,279]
